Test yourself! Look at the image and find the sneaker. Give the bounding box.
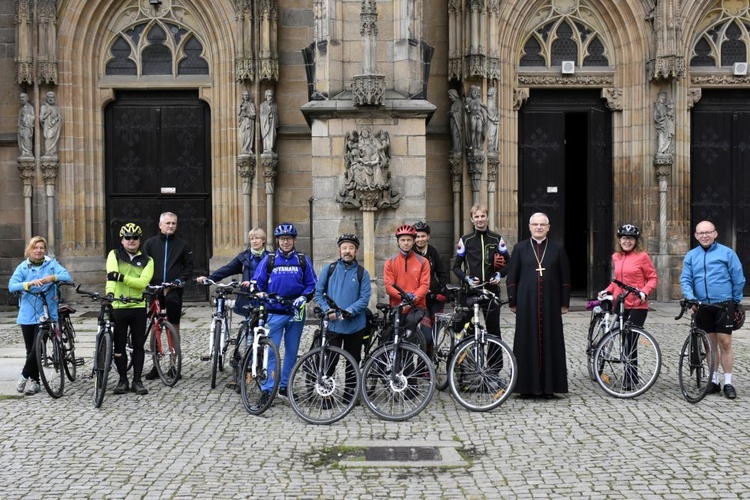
[200,353,211,361]
[131,380,148,395]
[706,381,722,394]
[144,367,159,381]
[277,387,288,399]
[113,380,129,395]
[250,391,270,412]
[723,384,737,399]
[16,374,28,393]
[25,380,41,395]
[225,380,238,390]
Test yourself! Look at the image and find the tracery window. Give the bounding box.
[105,19,208,77]
[690,2,750,68]
[518,0,610,69]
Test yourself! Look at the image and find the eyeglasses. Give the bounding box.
[695,231,715,237]
[530,223,549,227]
[123,236,140,241]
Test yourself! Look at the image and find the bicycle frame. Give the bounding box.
[144,284,179,360]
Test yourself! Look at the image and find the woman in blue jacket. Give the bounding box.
[8,236,72,395]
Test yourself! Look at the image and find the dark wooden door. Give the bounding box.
[105,90,211,301]
[691,90,750,293]
[518,90,612,296]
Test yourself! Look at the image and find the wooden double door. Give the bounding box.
[105,90,211,301]
[518,89,613,296]
[691,90,750,294]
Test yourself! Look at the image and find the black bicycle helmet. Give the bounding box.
[274,223,298,238]
[337,233,360,248]
[120,222,143,238]
[413,221,431,234]
[617,224,640,239]
[733,303,746,330]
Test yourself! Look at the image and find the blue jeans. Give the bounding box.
[261,312,305,391]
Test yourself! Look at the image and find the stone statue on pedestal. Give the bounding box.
[260,89,278,154]
[40,91,62,158]
[18,93,35,159]
[238,90,256,155]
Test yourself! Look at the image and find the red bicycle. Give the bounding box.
[142,282,182,386]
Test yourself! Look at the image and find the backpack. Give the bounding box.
[265,252,308,275]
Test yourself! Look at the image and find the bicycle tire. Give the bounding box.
[210,320,222,388]
[230,324,250,385]
[289,346,361,425]
[360,342,436,421]
[678,328,714,404]
[36,328,65,398]
[594,326,662,399]
[448,336,517,411]
[93,330,112,408]
[240,337,281,415]
[60,315,77,382]
[433,323,455,391]
[587,315,607,382]
[151,320,181,387]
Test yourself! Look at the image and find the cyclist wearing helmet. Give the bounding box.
[314,233,371,397]
[251,223,317,405]
[681,220,745,399]
[600,224,658,328]
[142,212,194,381]
[384,224,431,309]
[106,223,154,395]
[414,221,450,317]
[452,204,509,341]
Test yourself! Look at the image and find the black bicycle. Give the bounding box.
[675,299,717,403]
[359,284,436,421]
[288,294,361,424]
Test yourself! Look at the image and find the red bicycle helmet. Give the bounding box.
[395,224,417,238]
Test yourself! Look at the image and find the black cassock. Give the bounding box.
[506,238,571,395]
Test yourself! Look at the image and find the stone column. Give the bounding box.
[449,153,462,244]
[654,160,672,302]
[262,152,278,241]
[487,153,499,228]
[237,155,256,235]
[467,152,484,206]
[17,159,36,241]
[40,157,59,251]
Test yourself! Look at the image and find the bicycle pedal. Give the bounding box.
[75,358,85,366]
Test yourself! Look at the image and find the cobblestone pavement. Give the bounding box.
[1,299,749,498]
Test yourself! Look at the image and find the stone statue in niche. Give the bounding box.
[18,92,35,159]
[337,127,400,210]
[238,90,256,155]
[654,90,675,157]
[39,91,62,158]
[448,89,463,154]
[464,84,486,153]
[486,87,499,154]
[260,89,278,154]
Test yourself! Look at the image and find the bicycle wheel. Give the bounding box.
[360,342,436,421]
[448,336,517,411]
[36,328,65,398]
[594,326,662,399]
[240,337,281,415]
[433,323,455,391]
[210,320,222,389]
[289,346,360,425]
[60,315,77,382]
[230,324,251,386]
[93,330,112,408]
[151,321,181,387]
[678,328,714,403]
[586,315,607,382]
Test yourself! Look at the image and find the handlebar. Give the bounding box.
[391,283,416,307]
[75,284,140,304]
[611,279,644,298]
[675,298,730,321]
[315,293,352,319]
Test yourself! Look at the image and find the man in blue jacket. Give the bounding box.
[681,220,746,399]
[314,234,371,402]
[252,223,317,408]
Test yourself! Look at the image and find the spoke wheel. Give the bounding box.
[587,315,607,382]
[210,321,222,389]
[151,321,181,387]
[594,326,662,399]
[433,323,455,391]
[93,330,112,408]
[448,336,517,411]
[240,337,281,415]
[360,343,435,421]
[36,328,65,398]
[678,328,714,403]
[60,316,77,382]
[289,346,361,425]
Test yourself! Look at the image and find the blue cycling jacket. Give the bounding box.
[314,259,371,334]
[9,256,72,324]
[680,242,745,303]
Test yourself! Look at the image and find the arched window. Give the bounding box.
[690,4,750,69]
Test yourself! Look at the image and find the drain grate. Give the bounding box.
[364,446,441,462]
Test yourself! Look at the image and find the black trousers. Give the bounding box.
[21,324,40,381]
[113,308,147,382]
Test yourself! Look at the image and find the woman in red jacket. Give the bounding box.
[600,224,658,327]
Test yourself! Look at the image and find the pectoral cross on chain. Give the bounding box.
[536,264,545,276]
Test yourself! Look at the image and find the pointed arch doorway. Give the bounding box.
[518,89,613,296]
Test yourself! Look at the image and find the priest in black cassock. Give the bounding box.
[506,212,571,398]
